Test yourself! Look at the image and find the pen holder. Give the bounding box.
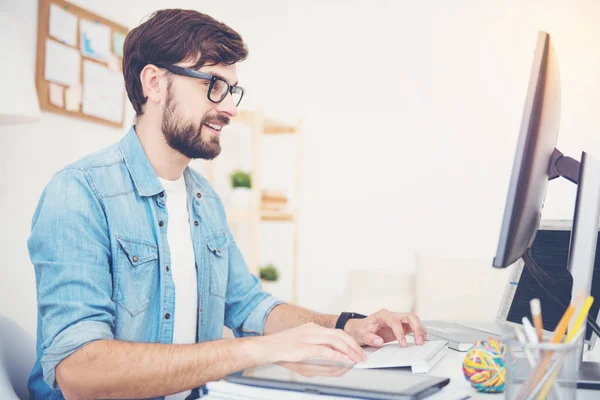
[504,332,584,400]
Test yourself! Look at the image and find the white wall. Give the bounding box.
[2,0,600,337]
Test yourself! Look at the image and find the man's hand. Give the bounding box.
[258,322,367,365]
[343,309,427,348]
[279,362,352,378]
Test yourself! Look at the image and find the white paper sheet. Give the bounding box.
[49,4,78,46]
[80,19,111,61]
[45,39,81,86]
[354,340,447,372]
[82,60,124,123]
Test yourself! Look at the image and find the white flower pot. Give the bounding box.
[261,280,288,302]
[230,187,252,208]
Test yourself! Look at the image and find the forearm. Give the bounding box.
[263,303,338,335]
[56,337,267,400]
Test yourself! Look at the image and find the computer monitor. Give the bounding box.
[493,31,579,270]
[492,30,600,387]
[565,152,600,387]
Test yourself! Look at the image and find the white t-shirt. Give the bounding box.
[159,176,198,400]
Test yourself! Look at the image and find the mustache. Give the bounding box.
[203,113,230,126]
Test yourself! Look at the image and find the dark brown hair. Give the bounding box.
[123,9,248,115]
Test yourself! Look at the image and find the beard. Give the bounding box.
[161,85,229,160]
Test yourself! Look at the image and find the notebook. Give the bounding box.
[354,340,449,374]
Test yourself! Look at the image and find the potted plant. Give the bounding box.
[230,170,252,208]
[260,264,279,282]
[259,263,281,297]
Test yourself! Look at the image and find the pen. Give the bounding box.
[530,299,544,342]
[514,326,537,366]
[522,317,539,345]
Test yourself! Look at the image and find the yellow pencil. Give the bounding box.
[566,296,594,343]
[551,288,586,344]
[517,289,586,399]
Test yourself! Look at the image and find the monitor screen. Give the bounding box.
[493,31,561,268]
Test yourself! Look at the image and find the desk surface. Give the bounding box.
[206,344,600,399]
[430,345,599,399]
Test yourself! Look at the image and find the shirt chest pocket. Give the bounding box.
[207,232,230,299]
[113,236,159,316]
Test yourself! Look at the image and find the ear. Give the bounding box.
[140,64,166,104]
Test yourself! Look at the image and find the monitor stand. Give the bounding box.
[525,150,600,390]
[578,362,600,389]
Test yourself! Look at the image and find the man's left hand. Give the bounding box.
[343,309,427,348]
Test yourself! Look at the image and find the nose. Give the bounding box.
[216,91,238,117]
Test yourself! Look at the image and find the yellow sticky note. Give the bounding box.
[107,53,120,72]
[49,83,65,108]
[65,83,81,112]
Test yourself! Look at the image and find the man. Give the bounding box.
[28,9,427,400]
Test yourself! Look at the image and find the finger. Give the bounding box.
[305,332,358,362]
[330,329,367,361]
[320,334,364,364]
[404,314,427,345]
[377,312,407,347]
[314,345,353,364]
[363,332,385,347]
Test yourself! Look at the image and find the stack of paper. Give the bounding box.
[355,340,448,373]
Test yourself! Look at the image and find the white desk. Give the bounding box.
[206,345,600,399]
[433,345,600,399]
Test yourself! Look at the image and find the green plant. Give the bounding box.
[230,170,252,188]
[259,264,279,282]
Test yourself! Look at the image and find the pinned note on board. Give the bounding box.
[112,31,125,58]
[82,60,124,123]
[49,3,78,46]
[107,53,120,72]
[49,83,65,108]
[80,19,111,61]
[44,39,81,86]
[65,82,82,112]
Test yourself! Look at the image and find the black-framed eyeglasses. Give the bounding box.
[155,63,245,107]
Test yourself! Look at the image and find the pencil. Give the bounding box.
[537,297,594,399]
[516,289,586,399]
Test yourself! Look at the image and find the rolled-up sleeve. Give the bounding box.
[224,240,284,337]
[28,168,115,390]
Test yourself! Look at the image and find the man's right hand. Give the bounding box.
[256,322,368,365]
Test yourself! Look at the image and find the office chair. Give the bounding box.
[0,315,36,400]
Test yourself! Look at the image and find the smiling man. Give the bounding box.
[27,9,427,400]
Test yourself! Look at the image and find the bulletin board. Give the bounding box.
[36,0,129,128]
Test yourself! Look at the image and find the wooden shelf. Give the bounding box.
[263,119,297,134]
[234,111,297,135]
[226,208,294,223]
[211,107,302,303]
[261,210,294,222]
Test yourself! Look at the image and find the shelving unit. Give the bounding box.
[204,107,302,304]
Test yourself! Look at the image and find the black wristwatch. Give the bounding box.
[335,312,367,330]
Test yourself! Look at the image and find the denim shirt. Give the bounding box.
[27,127,283,399]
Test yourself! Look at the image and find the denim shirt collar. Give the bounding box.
[119,126,207,198]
